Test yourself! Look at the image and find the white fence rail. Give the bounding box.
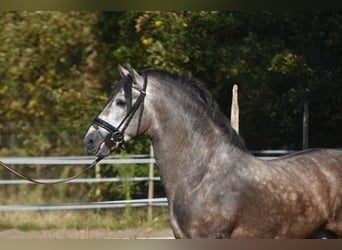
[0,151,294,212]
[0,155,159,185]
[0,198,169,212]
[0,155,164,212]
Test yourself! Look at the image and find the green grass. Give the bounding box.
[0,207,170,232]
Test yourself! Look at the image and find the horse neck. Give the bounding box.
[146,81,247,200]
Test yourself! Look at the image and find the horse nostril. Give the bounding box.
[86,138,94,148]
[84,131,103,153]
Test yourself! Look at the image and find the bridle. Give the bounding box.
[0,72,148,185]
[92,73,148,152]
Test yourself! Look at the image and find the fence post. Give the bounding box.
[230,84,239,134]
[9,122,16,193]
[147,144,154,222]
[95,162,101,198]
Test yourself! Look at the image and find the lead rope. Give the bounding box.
[1,74,148,184]
[0,156,103,185]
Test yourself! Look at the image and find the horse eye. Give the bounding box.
[116,99,126,107]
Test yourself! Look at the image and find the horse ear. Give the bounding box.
[118,64,129,77]
[127,64,144,88]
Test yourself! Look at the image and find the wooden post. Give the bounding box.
[9,122,16,193]
[147,144,154,222]
[302,101,309,149]
[95,163,101,198]
[231,84,239,134]
[9,122,16,180]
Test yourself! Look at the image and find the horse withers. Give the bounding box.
[84,65,341,238]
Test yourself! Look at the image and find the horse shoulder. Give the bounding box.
[169,171,243,238]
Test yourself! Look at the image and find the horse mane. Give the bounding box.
[142,69,247,151]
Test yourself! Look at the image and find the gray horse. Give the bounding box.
[84,65,341,238]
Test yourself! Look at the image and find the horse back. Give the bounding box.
[274,148,341,173]
[271,148,342,190]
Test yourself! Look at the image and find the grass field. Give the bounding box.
[0,207,173,239]
[0,207,170,232]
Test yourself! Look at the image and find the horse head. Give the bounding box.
[83,64,150,157]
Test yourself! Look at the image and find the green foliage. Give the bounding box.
[0,11,105,156]
[111,11,341,149]
[2,11,341,153]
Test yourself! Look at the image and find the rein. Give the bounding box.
[0,156,103,185]
[0,73,148,185]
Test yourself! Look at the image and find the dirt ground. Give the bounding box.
[0,228,174,239]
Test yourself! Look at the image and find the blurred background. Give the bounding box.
[0,11,341,234]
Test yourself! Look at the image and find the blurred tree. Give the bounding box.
[2,11,341,153]
[0,11,105,156]
[108,11,341,149]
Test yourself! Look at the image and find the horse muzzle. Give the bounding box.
[84,130,112,157]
